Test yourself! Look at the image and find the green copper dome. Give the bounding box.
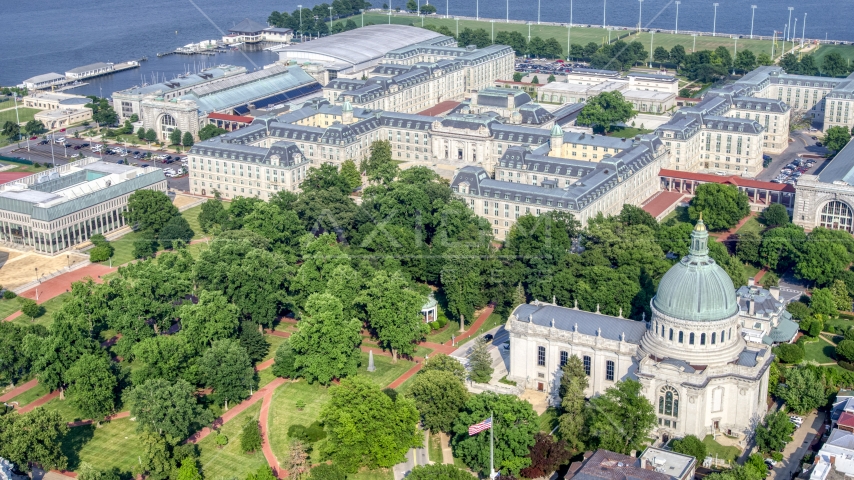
[652,216,739,322]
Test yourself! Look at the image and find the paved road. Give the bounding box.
[756,130,831,182]
[1,137,190,191]
[393,431,430,480]
[771,411,824,480]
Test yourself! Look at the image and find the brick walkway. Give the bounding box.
[387,363,423,389]
[0,378,38,402]
[715,214,756,244]
[18,390,60,413]
[259,386,282,478]
[18,264,116,303]
[67,411,130,427]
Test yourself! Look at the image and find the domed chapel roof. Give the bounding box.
[652,214,739,322]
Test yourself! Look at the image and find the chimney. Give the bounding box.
[770,286,780,300]
[747,277,755,287]
[748,299,755,316]
[640,458,648,469]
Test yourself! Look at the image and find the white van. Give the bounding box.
[54,137,66,144]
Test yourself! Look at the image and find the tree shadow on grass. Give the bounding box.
[59,424,95,471]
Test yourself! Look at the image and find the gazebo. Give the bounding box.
[421,294,438,323]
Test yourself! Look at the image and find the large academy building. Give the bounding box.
[793,138,854,233]
[506,218,773,440]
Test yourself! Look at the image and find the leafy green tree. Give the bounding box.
[831,279,852,311]
[754,411,796,453]
[320,377,421,472]
[408,464,471,480]
[133,237,157,259]
[125,378,211,441]
[773,343,804,364]
[669,45,686,69]
[653,46,670,64]
[65,353,117,420]
[778,366,827,414]
[735,50,757,73]
[409,370,469,433]
[787,301,812,320]
[822,52,850,77]
[169,128,183,146]
[451,392,538,476]
[0,409,68,470]
[159,215,194,249]
[179,290,239,353]
[272,339,298,378]
[290,293,362,385]
[131,334,191,384]
[22,316,99,392]
[837,339,854,362]
[763,203,790,227]
[248,465,279,480]
[197,198,228,233]
[137,127,146,140]
[365,140,399,184]
[0,322,43,385]
[89,234,114,262]
[18,297,44,321]
[736,230,761,264]
[182,131,194,147]
[585,379,656,454]
[422,353,467,381]
[239,321,270,363]
[24,119,45,136]
[359,270,425,361]
[125,189,179,234]
[78,463,122,480]
[199,339,256,409]
[241,420,263,453]
[796,228,854,286]
[198,124,227,140]
[468,337,494,383]
[340,159,362,190]
[688,183,750,231]
[825,126,852,152]
[1,121,19,140]
[558,355,588,452]
[513,72,524,82]
[175,459,202,480]
[135,433,174,480]
[303,163,353,196]
[757,52,773,66]
[309,464,346,480]
[292,233,351,306]
[670,435,707,460]
[145,128,157,142]
[576,91,636,133]
[759,224,805,270]
[441,242,488,324]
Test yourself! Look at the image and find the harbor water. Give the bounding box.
[1,0,852,93]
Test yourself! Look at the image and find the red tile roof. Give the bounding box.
[838,412,854,429]
[0,171,30,185]
[417,101,460,117]
[641,191,687,219]
[207,113,254,123]
[659,169,796,193]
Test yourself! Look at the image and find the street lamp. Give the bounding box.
[732,36,738,74]
[786,7,793,41]
[801,13,807,48]
[712,3,719,37]
[675,1,680,34]
[328,6,333,28]
[476,0,479,21]
[491,20,495,42]
[602,0,606,28]
[649,30,654,66]
[692,33,697,52]
[638,0,643,33]
[506,0,508,22]
[750,5,757,39]
[361,9,365,27]
[567,0,573,59]
[447,0,449,19]
[528,22,531,42]
[298,5,302,38]
[792,17,798,53]
[416,0,420,15]
[455,17,459,36]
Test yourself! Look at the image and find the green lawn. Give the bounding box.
[425,319,462,345]
[413,345,434,358]
[428,433,443,463]
[198,401,268,480]
[0,107,39,124]
[538,407,559,433]
[702,435,740,464]
[180,204,207,240]
[631,32,779,59]
[99,229,157,267]
[60,418,143,473]
[826,317,854,334]
[8,381,50,407]
[470,313,505,339]
[0,298,20,321]
[263,334,286,362]
[361,13,616,55]
[736,216,764,236]
[393,373,417,395]
[608,127,653,138]
[662,206,691,225]
[811,45,854,66]
[35,396,86,423]
[351,469,394,480]
[360,351,416,388]
[10,292,70,328]
[743,263,760,280]
[8,163,49,174]
[0,99,16,110]
[802,337,837,364]
[257,368,277,388]
[268,380,331,465]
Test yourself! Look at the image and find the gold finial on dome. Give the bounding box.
[695,212,707,232]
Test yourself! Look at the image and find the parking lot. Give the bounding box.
[515,59,588,76]
[756,130,831,183]
[2,137,190,191]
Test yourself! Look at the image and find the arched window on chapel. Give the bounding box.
[658,385,679,417]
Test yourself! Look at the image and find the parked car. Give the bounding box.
[817,142,823,147]
[483,334,494,342]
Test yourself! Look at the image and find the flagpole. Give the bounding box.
[490,413,495,479]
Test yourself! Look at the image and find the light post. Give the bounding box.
[298,5,302,39]
[361,9,365,27]
[783,24,788,54]
[528,22,531,42]
[638,0,643,33]
[602,0,606,28]
[712,3,719,37]
[649,30,654,66]
[447,0,449,19]
[567,0,573,59]
[675,1,680,34]
[692,33,697,52]
[537,0,541,24]
[417,0,420,15]
[388,10,391,24]
[455,17,459,36]
[328,6,333,29]
[506,0,508,22]
[786,7,793,41]
[801,13,806,48]
[750,5,757,39]
[732,36,737,75]
[792,17,797,53]
[476,0,479,20]
[491,20,495,42]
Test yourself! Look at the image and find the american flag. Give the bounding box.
[468,417,492,435]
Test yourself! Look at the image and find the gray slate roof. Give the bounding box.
[66,62,112,75]
[229,18,268,34]
[512,303,647,343]
[818,137,854,184]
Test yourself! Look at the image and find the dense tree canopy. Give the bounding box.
[688,184,750,231]
[585,380,656,454]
